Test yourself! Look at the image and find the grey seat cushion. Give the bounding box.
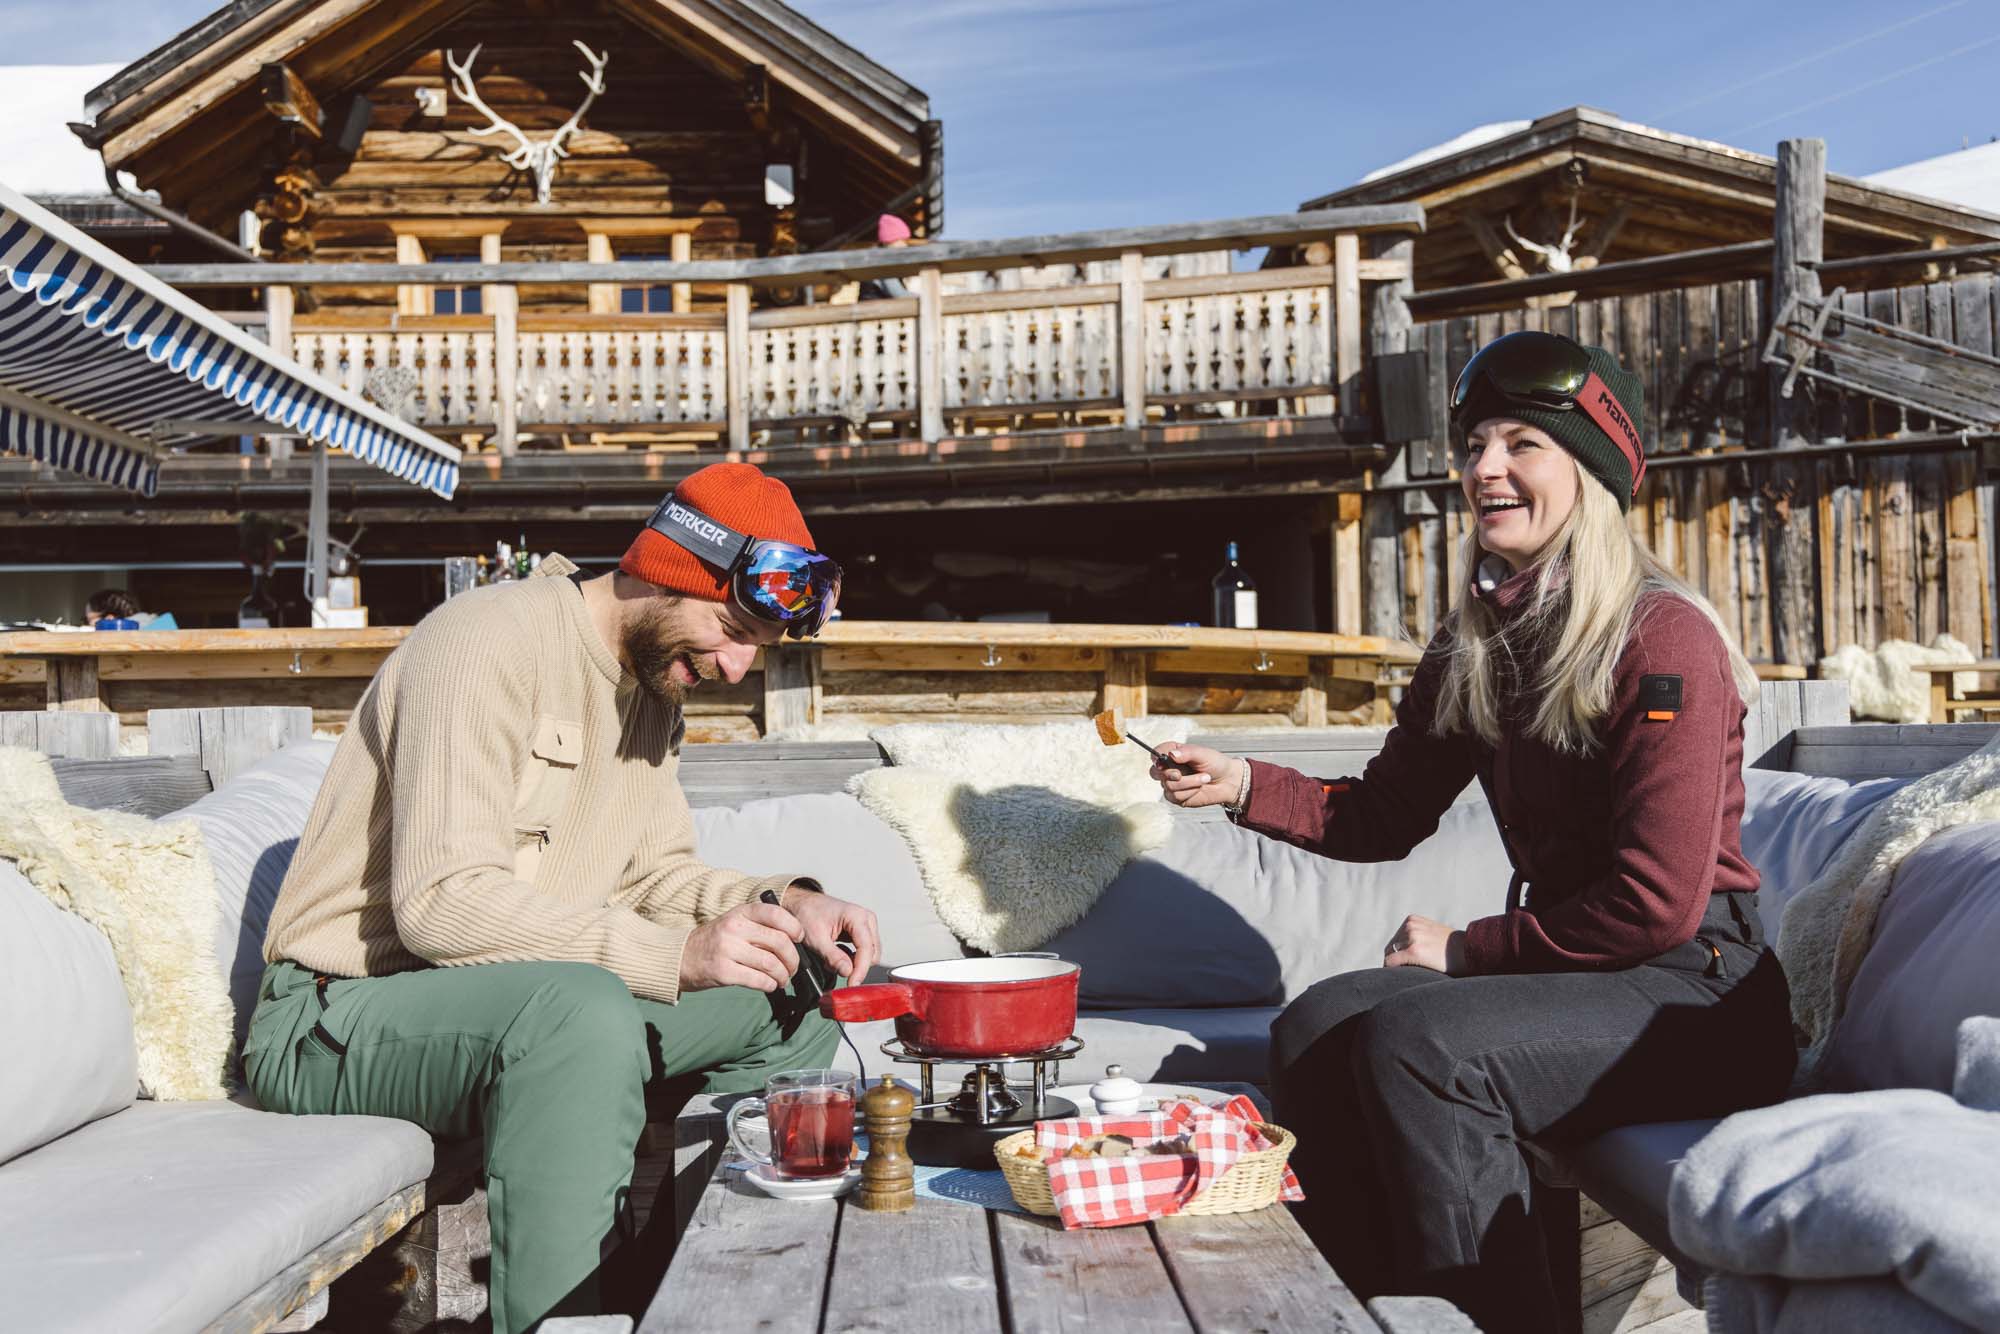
[692,792,964,969]
[178,741,337,1054]
[0,1098,433,1334]
[1824,820,2000,1094]
[1048,802,1512,1009]
[1738,768,1907,931]
[1549,1118,1721,1274]
[0,866,137,1165]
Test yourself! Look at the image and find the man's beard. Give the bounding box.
[621,606,706,706]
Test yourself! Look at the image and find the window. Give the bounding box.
[431,252,484,315]
[619,252,674,313]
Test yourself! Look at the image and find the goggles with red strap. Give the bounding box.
[645,496,842,639]
[1448,331,1646,495]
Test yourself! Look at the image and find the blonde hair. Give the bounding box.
[1434,460,1757,754]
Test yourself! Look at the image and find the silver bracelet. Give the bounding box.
[1216,768,1248,820]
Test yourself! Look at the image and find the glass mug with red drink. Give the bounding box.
[725,1069,858,1179]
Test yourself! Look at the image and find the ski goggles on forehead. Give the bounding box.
[1449,331,1647,494]
[645,497,842,639]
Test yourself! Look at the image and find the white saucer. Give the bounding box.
[742,1162,861,1200]
[1048,1082,1224,1116]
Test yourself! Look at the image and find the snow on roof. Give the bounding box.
[1359,121,1532,184]
[0,65,123,196]
[1865,140,2000,217]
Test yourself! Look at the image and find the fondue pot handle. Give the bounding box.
[819,982,921,1023]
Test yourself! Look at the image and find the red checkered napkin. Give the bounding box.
[1035,1094,1303,1229]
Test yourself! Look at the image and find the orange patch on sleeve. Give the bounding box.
[1646,710,1676,721]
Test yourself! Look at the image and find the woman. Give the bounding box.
[1153,333,1795,1332]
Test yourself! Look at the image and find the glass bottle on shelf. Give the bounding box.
[1211,541,1258,629]
[492,541,516,582]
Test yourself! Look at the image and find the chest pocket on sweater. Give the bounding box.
[514,714,582,880]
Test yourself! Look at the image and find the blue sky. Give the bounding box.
[10,0,1998,237]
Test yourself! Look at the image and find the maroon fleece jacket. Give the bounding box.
[1236,572,1757,974]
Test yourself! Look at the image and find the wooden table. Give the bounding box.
[1916,661,2000,723]
[639,1103,1470,1334]
[643,1148,1381,1334]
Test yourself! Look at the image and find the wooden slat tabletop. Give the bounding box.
[642,1148,1383,1334]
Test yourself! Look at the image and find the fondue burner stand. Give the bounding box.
[880,1036,1085,1167]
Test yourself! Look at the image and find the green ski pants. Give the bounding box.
[243,957,838,1333]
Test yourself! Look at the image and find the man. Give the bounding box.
[246,462,878,1332]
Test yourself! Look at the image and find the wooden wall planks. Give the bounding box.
[1379,270,2000,665]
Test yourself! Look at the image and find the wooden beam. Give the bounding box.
[264,282,294,361]
[394,232,424,317]
[725,284,751,451]
[1333,234,1364,421]
[491,280,519,455]
[96,0,385,164]
[1573,202,1633,270]
[761,644,821,735]
[1406,239,1775,318]
[1333,491,1363,636]
[1120,251,1146,430]
[1769,139,1826,666]
[143,206,1429,288]
[258,61,323,138]
[48,657,104,712]
[671,230,693,316]
[1100,649,1149,718]
[1462,213,1531,281]
[585,231,617,316]
[917,266,946,447]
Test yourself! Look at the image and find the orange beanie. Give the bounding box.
[621,462,816,600]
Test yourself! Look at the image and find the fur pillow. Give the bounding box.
[850,719,1191,954]
[0,748,231,1100]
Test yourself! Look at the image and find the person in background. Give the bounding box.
[247,462,873,1332]
[1148,333,1795,1332]
[83,588,140,628]
[857,213,915,301]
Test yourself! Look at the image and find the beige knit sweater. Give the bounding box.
[262,559,802,1002]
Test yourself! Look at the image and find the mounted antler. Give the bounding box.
[1503,190,1586,275]
[445,41,609,205]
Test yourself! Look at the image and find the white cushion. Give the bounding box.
[0,1098,432,1334]
[178,742,336,1053]
[0,866,136,1165]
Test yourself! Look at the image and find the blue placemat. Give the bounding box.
[914,1161,1029,1213]
[854,1133,1031,1213]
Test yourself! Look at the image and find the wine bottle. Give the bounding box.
[1211,541,1258,629]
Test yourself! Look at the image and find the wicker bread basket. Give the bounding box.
[992,1121,1296,1219]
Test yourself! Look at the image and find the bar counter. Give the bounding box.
[0,623,1422,742]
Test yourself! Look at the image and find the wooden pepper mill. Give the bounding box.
[856,1074,915,1213]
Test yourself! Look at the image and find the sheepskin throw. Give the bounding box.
[0,747,231,1100]
[1779,728,2000,1089]
[850,719,1191,954]
[1817,635,1976,723]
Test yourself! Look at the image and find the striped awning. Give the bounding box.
[0,181,460,498]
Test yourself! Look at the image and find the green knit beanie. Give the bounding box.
[1452,340,1647,511]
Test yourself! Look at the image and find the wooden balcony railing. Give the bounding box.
[151,208,1424,455]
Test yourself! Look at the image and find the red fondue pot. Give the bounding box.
[818,956,1079,1057]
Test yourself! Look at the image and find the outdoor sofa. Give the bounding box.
[2,705,1994,1331]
